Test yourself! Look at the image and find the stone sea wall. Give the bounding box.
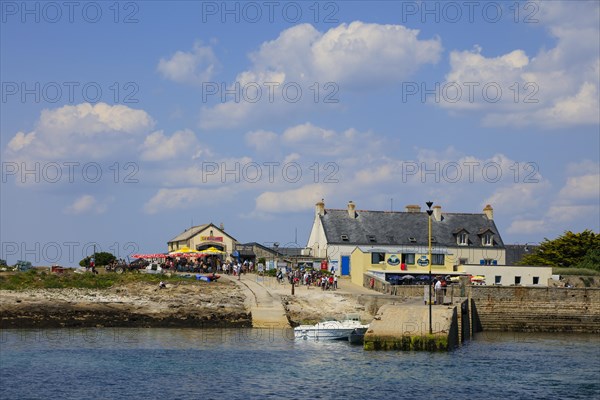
[363,276,600,333]
[470,286,600,333]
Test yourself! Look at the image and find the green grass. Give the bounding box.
[552,267,600,276]
[0,269,186,290]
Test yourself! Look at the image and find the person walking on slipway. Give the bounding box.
[434,279,443,305]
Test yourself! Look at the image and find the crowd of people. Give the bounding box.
[278,268,338,290]
[144,257,253,274]
[139,255,344,290]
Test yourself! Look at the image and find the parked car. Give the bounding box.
[142,263,164,275]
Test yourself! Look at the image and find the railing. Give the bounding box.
[364,272,465,302]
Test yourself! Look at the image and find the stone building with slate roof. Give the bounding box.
[306,200,506,282]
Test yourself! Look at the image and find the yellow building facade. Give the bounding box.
[167,223,237,259]
[350,247,455,286]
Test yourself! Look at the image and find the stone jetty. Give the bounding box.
[364,301,460,351]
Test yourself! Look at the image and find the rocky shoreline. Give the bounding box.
[0,280,251,329]
[0,275,376,329]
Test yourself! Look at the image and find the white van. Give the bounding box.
[144,263,164,274]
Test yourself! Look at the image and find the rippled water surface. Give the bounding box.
[1,329,599,400]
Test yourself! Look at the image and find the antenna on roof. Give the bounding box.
[391,198,393,212]
[295,228,298,244]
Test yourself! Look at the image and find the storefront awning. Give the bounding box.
[357,246,453,255]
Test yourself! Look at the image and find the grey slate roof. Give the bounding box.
[169,224,209,243]
[240,242,305,257]
[320,209,504,248]
[505,244,539,265]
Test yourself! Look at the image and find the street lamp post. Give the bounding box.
[426,201,434,335]
[273,242,279,272]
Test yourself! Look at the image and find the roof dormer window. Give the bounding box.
[457,232,468,246]
[482,233,493,246]
[341,234,349,242]
[408,237,417,243]
[367,234,376,243]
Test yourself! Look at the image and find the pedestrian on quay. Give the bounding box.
[434,278,443,305]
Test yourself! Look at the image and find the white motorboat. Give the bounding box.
[294,315,369,340]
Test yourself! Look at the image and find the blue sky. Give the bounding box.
[1,0,599,266]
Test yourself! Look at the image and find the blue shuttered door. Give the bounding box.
[341,256,350,275]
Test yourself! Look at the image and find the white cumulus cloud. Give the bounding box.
[439,1,600,128]
[8,131,36,152]
[253,183,334,214]
[157,41,219,85]
[5,103,155,160]
[140,129,201,161]
[200,21,442,129]
[558,173,600,201]
[64,195,109,215]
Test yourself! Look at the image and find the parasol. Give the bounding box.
[132,253,168,259]
[169,246,202,257]
[199,247,225,255]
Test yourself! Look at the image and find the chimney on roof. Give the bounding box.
[315,199,325,217]
[405,204,421,213]
[483,204,494,220]
[433,205,442,221]
[347,201,356,218]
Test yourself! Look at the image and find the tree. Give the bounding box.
[575,247,600,271]
[79,252,116,267]
[520,230,600,268]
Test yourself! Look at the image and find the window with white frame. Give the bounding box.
[457,232,468,246]
[482,233,494,246]
[432,254,445,265]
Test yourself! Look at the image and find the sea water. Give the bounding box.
[0,328,598,400]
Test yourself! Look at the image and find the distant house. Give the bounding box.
[234,242,316,268]
[233,242,279,264]
[306,200,506,284]
[461,264,553,286]
[167,223,238,256]
[505,244,540,265]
